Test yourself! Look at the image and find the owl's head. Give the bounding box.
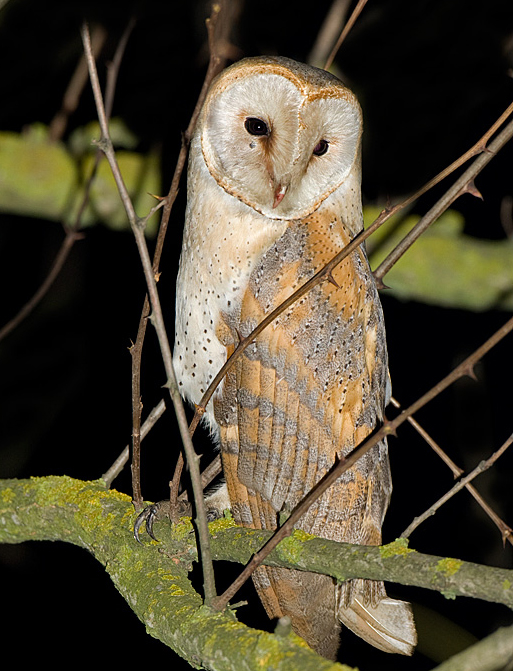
[199,56,362,220]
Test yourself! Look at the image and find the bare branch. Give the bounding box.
[308,0,352,67]
[390,396,513,546]
[102,399,166,488]
[80,21,217,605]
[402,433,513,540]
[129,2,230,516]
[324,0,368,70]
[374,110,513,285]
[49,25,107,142]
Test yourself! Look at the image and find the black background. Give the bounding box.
[1,1,512,668]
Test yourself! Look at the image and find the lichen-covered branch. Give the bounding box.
[0,475,350,671]
[1,476,512,669]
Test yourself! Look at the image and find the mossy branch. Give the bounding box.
[1,476,512,669]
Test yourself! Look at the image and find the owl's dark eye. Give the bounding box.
[313,139,329,156]
[244,117,269,136]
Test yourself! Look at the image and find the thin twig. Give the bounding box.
[0,22,133,345]
[212,315,513,611]
[374,109,513,284]
[102,399,166,487]
[390,396,513,545]
[402,433,513,540]
[129,2,227,513]
[324,0,368,70]
[80,21,218,606]
[49,25,107,142]
[188,99,513,435]
[308,0,352,67]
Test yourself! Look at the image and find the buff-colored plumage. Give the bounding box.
[174,56,416,660]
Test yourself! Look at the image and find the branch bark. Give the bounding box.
[1,475,512,670]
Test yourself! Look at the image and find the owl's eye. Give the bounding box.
[244,117,269,136]
[313,139,329,156]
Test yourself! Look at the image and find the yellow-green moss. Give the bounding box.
[503,579,511,591]
[379,538,415,558]
[436,557,463,577]
[291,528,316,543]
[1,487,15,503]
[208,515,237,534]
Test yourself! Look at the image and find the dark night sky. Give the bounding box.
[1,1,512,669]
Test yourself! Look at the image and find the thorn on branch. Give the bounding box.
[463,180,484,200]
[194,403,206,418]
[464,364,478,381]
[374,276,390,291]
[326,271,340,289]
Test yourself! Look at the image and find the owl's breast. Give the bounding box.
[173,160,286,428]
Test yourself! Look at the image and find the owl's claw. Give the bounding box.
[134,501,170,543]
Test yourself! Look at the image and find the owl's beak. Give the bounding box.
[272,184,288,208]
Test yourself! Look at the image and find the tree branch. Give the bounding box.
[0,476,350,671]
[2,476,513,665]
[430,625,513,671]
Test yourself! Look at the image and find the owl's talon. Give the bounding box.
[134,501,169,543]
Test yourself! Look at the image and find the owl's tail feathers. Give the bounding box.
[338,584,417,656]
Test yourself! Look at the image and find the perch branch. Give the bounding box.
[2,476,513,620]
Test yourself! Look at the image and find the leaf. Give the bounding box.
[365,207,513,311]
[0,122,161,235]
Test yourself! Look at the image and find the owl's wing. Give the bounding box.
[214,216,416,656]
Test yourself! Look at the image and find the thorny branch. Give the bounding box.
[373,108,513,284]
[402,432,513,540]
[80,21,219,605]
[390,396,513,546]
[129,1,230,514]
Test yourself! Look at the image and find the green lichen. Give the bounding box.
[379,537,415,558]
[441,589,457,600]
[276,529,315,564]
[436,557,463,577]
[1,487,15,503]
[291,528,316,542]
[503,579,511,591]
[208,515,237,534]
[169,516,194,540]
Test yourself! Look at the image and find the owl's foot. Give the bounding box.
[134,484,230,543]
[134,499,192,543]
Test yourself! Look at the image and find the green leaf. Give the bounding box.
[365,207,513,311]
[0,122,161,236]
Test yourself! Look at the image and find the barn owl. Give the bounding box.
[173,55,416,660]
